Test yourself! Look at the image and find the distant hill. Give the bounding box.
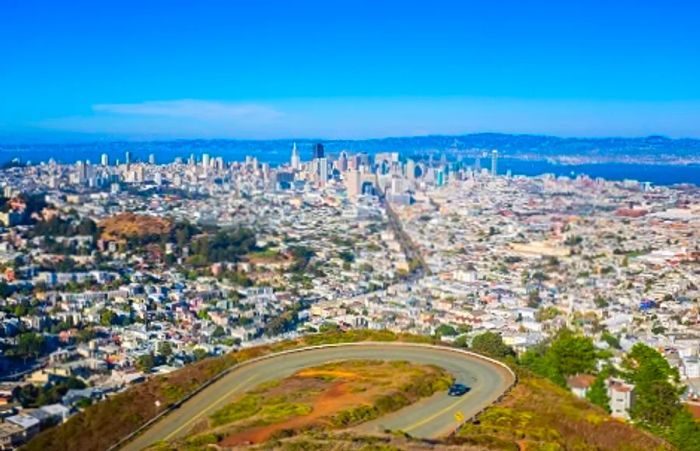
[2,133,700,165]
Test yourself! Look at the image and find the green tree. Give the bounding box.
[212,326,226,337]
[192,348,209,361]
[669,408,700,451]
[159,341,173,358]
[471,332,515,359]
[435,324,457,337]
[586,374,611,412]
[136,353,155,372]
[632,380,681,430]
[13,332,45,360]
[548,329,597,376]
[100,309,117,327]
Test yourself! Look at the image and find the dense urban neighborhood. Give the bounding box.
[0,145,698,448]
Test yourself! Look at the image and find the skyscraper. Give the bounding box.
[346,169,361,197]
[491,150,498,176]
[290,143,301,170]
[101,153,109,166]
[148,153,156,165]
[337,151,348,172]
[319,157,328,186]
[125,151,132,165]
[312,143,325,160]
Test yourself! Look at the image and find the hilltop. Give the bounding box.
[22,330,675,451]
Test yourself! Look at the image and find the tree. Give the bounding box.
[586,374,611,412]
[548,329,597,376]
[453,335,469,348]
[471,332,515,359]
[192,348,209,361]
[435,324,457,337]
[136,353,155,372]
[632,380,681,430]
[669,408,700,451]
[13,332,45,360]
[623,344,684,432]
[212,326,226,338]
[100,309,117,327]
[159,341,173,358]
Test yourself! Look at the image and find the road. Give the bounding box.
[121,343,515,450]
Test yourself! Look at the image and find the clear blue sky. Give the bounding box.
[1,0,699,141]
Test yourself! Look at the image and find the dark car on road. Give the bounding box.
[448,383,470,396]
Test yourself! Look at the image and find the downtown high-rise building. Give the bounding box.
[491,150,498,176]
[312,143,325,160]
[346,169,361,197]
[318,157,328,186]
[101,153,109,166]
[290,142,301,170]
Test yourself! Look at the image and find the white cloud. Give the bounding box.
[92,99,283,122]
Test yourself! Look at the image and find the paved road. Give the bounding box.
[121,343,514,450]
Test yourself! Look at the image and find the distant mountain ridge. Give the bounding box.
[1,133,700,165]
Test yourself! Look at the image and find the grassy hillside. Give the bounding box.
[23,330,676,451]
[450,372,671,451]
[23,330,435,451]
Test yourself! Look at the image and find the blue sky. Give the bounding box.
[1,0,699,141]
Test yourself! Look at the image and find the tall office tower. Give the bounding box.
[76,161,86,183]
[346,169,361,197]
[358,152,371,169]
[290,142,301,170]
[202,153,211,168]
[491,150,498,176]
[337,151,348,172]
[347,154,357,170]
[312,143,325,160]
[101,153,109,166]
[474,155,481,171]
[319,157,328,186]
[406,159,416,180]
[125,151,132,165]
[215,157,224,170]
[188,153,196,166]
[148,153,156,165]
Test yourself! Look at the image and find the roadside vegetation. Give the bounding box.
[162,359,451,449]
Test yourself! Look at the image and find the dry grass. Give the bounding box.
[453,374,672,451]
[99,212,172,241]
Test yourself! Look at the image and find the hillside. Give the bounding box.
[22,331,674,451]
[99,212,172,242]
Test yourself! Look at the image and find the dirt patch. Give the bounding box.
[221,381,369,446]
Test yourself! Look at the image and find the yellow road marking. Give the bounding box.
[404,397,466,432]
[162,374,258,441]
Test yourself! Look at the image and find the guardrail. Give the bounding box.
[109,341,517,450]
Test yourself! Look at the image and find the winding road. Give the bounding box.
[121,343,515,450]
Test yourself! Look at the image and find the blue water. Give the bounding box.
[497,158,700,186]
[0,143,698,186]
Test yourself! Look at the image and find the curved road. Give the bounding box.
[122,343,514,450]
